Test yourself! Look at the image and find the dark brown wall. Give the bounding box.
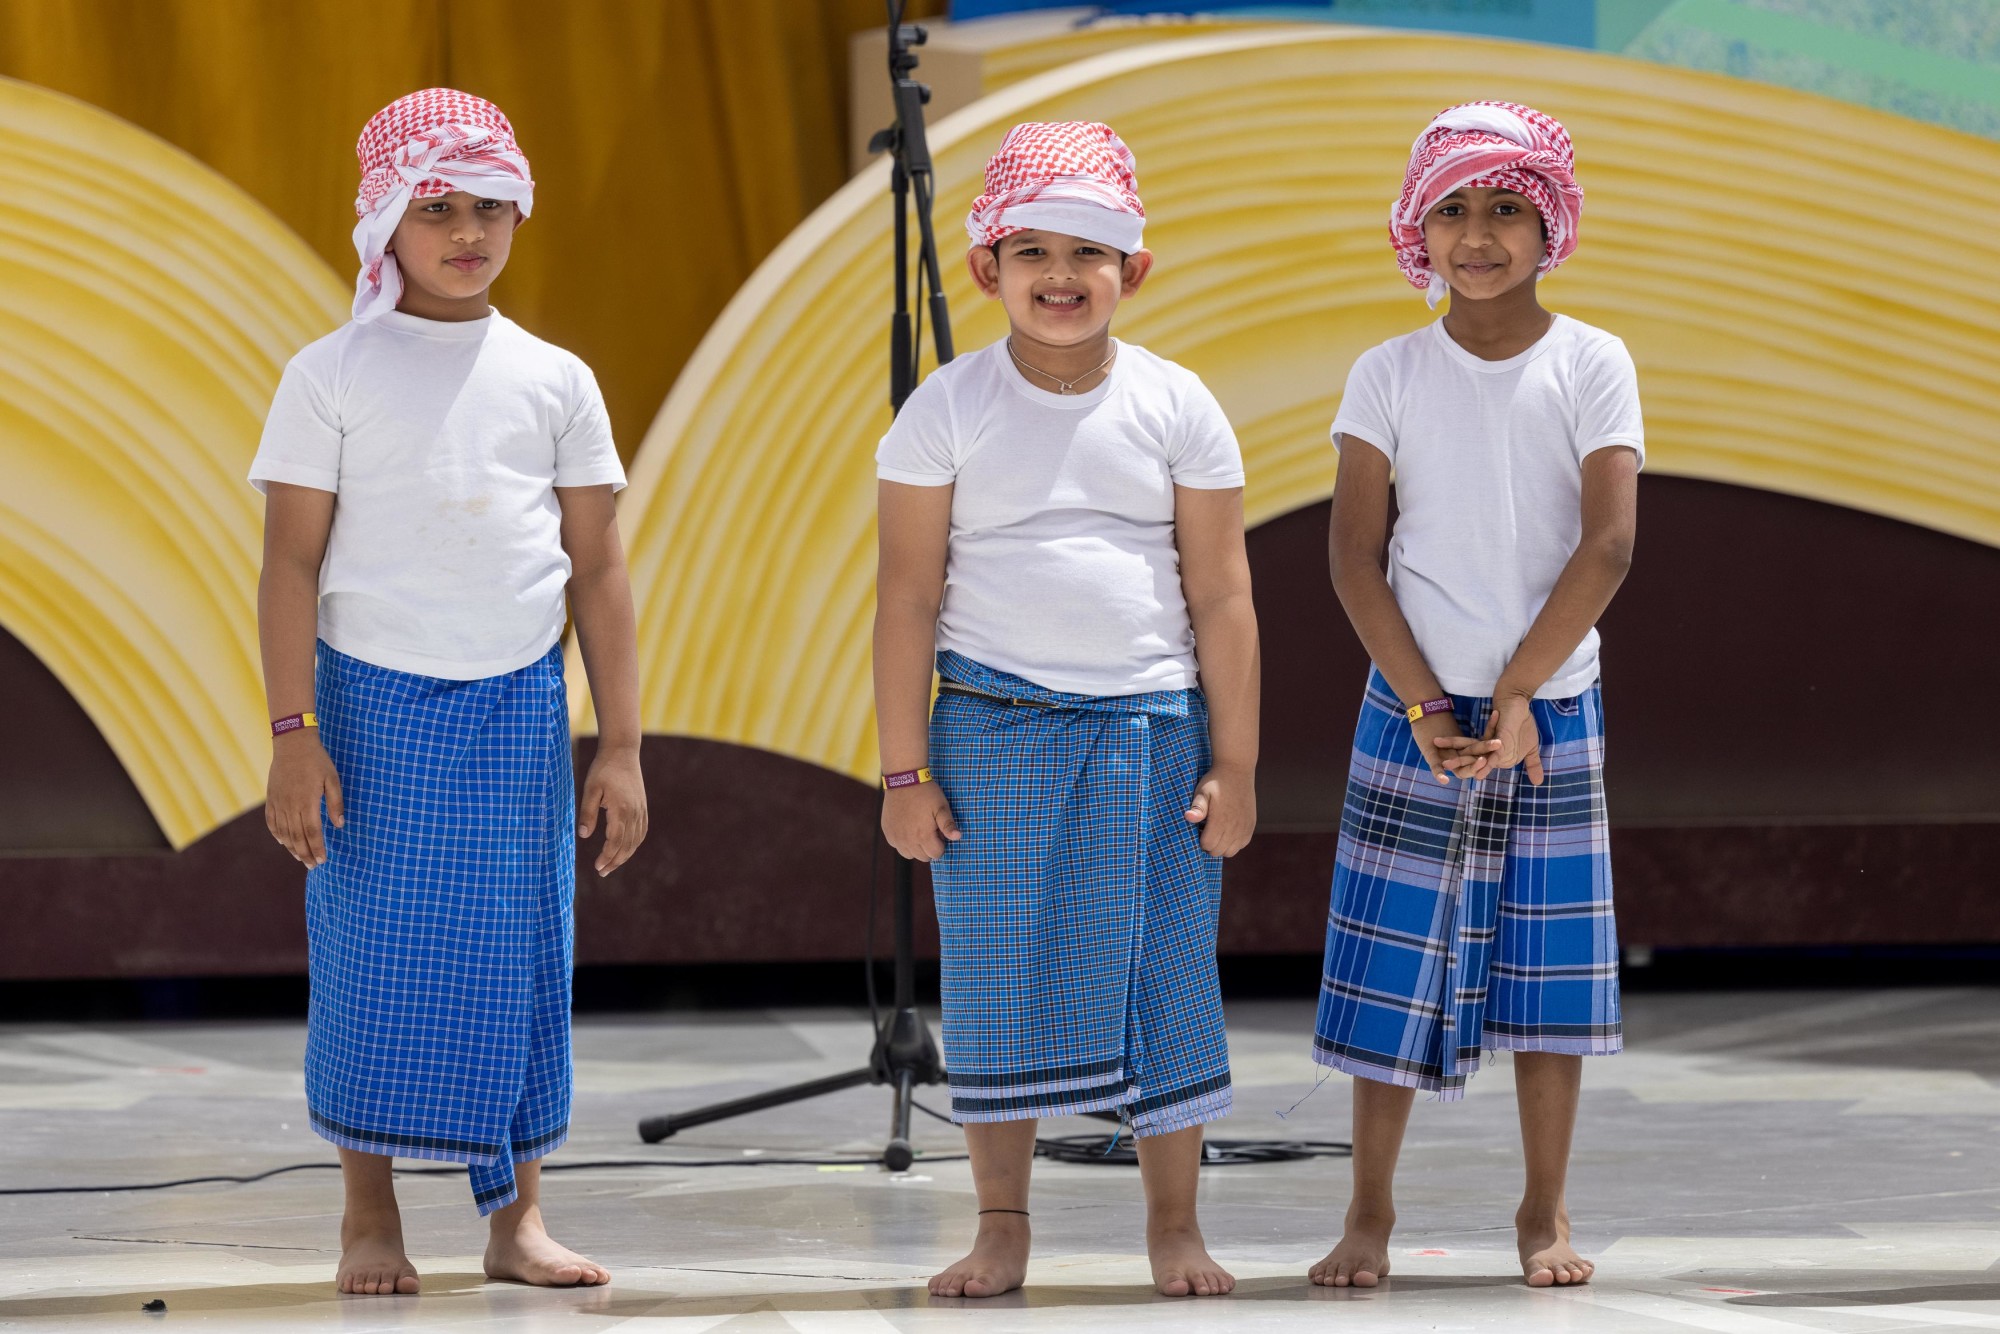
[0,627,164,854]
[1255,476,2000,829]
[3,476,1997,979]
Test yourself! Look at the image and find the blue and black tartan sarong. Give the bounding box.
[927,651,1232,1136]
[304,640,575,1214]
[1314,668,1621,1100]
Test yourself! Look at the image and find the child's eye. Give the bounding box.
[476,199,503,210]
[1496,203,1520,215]
[1077,246,1102,255]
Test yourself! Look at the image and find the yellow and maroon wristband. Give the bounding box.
[1405,698,1452,724]
[271,712,317,738]
[882,766,933,790]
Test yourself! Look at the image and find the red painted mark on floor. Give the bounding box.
[1702,1287,1760,1295]
[1410,1249,1450,1256]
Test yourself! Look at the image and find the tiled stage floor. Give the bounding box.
[4,990,1999,1330]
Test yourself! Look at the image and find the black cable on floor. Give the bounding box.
[0,1151,971,1197]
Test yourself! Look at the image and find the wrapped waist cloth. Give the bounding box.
[1314,667,1622,1100]
[926,650,1232,1136]
[303,639,575,1214]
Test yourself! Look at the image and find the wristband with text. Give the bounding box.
[271,712,317,738]
[1405,698,1453,724]
[882,767,933,790]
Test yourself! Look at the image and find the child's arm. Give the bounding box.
[874,480,960,862]
[1175,485,1260,856]
[1452,445,1639,784]
[259,482,343,865]
[1328,436,1479,784]
[558,484,649,877]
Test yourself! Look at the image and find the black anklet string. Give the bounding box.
[978,1208,1030,1216]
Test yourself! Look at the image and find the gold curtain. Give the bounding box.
[0,0,945,456]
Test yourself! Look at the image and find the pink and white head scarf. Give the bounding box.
[966,121,1145,255]
[350,88,535,322]
[1391,101,1583,308]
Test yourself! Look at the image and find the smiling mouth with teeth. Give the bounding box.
[1038,292,1084,305]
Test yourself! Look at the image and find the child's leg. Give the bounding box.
[1310,1076,1416,1287]
[1136,1126,1234,1297]
[336,1148,419,1296]
[930,1120,1037,1298]
[484,1157,611,1287]
[1513,1051,1593,1286]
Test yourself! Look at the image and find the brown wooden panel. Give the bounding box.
[1219,825,2000,954]
[4,476,1996,977]
[1250,477,2000,828]
[0,626,164,853]
[0,735,930,981]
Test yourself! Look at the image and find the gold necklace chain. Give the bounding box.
[1007,338,1116,395]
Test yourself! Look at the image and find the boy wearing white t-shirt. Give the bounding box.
[1310,103,1640,1291]
[251,90,645,1296]
[874,122,1260,1301]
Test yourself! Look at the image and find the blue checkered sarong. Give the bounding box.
[304,640,575,1214]
[927,652,1232,1136]
[1313,668,1621,1100]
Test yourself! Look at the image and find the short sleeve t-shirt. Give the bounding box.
[1331,314,1643,699]
[249,309,627,680]
[876,339,1244,696]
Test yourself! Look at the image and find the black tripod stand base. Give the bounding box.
[637,1067,875,1143]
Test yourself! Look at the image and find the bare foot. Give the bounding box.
[484,1211,610,1287]
[930,1213,1030,1298]
[1518,1209,1593,1287]
[1309,1209,1393,1288]
[1148,1223,1234,1297]
[337,1213,419,1296]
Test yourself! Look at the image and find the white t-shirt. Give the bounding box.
[249,310,626,680]
[1331,314,1644,700]
[876,339,1245,696]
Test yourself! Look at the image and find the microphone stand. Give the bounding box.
[639,3,950,1172]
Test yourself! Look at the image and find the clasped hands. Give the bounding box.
[1410,691,1545,788]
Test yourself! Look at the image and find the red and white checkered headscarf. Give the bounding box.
[966,121,1145,254]
[350,88,535,322]
[1391,102,1582,308]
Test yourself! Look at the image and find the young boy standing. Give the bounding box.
[1311,102,1641,1289]
[252,89,647,1296]
[874,122,1260,1301]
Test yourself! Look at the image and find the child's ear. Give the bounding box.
[967,245,1002,298]
[1120,248,1155,296]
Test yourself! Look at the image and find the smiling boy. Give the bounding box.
[874,122,1261,1300]
[251,89,645,1296]
[1309,102,1641,1290]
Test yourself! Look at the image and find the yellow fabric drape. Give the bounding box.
[0,0,944,456]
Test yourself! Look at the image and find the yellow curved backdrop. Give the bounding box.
[596,27,2000,782]
[0,76,347,848]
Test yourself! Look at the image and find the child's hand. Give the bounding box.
[883,784,960,862]
[1185,763,1256,857]
[266,735,344,867]
[1412,712,1489,785]
[579,746,648,877]
[1446,694,1544,785]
